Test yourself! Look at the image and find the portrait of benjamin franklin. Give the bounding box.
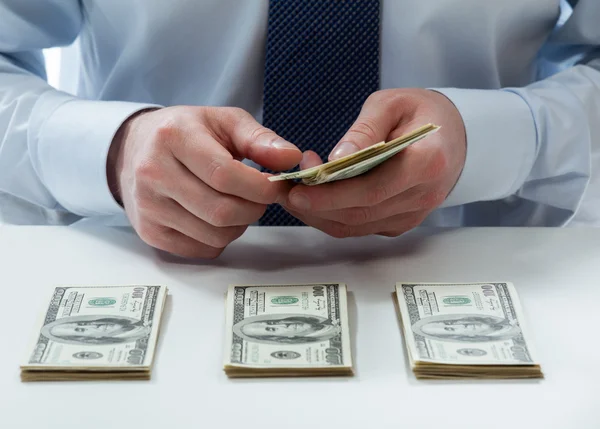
[412,313,521,343]
[233,313,341,345]
[41,314,151,345]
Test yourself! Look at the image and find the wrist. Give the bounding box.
[107,109,157,205]
[430,88,537,207]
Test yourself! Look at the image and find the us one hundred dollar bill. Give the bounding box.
[268,123,440,185]
[394,282,543,379]
[21,285,168,381]
[223,283,353,377]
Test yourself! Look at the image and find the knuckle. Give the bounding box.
[380,212,427,238]
[379,230,402,238]
[419,190,446,210]
[209,225,245,248]
[365,91,382,104]
[228,225,248,241]
[136,222,164,247]
[131,183,161,214]
[245,205,268,224]
[205,159,231,191]
[326,222,355,239]
[366,185,389,206]
[132,191,152,214]
[202,246,225,260]
[207,200,237,227]
[154,120,181,144]
[340,207,371,226]
[133,159,162,183]
[209,232,232,249]
[257,183,279,204]
[370,89,401,106]
[423,150,448,181]
[379,219,422,238]
[350,117,379,142]
[255,204,269,220]
[248,126,275,145]
[196,106,218,126]
[226,107,250,134]
[228,106,247,119]
[366,89,391,104]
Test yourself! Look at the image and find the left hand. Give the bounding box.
[282,88,467,238]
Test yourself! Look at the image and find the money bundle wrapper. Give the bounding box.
[269,123,439,185]
[394,282,543,380]
[223,283,353,377]
[21,285,168,382]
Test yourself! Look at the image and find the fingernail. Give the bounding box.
[300,151,320,170]
[330,141,359,160]
[299,152,311,170]
[270,139,298,151]
[289,192,310,210]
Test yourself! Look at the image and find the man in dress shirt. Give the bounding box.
[0,1,599,259]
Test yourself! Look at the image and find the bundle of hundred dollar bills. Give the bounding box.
[269,123,439,185]
[21,285,168,382]
[223,283,353,377]
[394,282,543,379]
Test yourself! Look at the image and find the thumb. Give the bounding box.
[329,93,401,161]
[299,150,323,170]
[218,108,302,171]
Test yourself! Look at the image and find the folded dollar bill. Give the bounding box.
[21,285,168,382]
[268,123,440,185]
[223,283,353,377]
[394,282,543,380]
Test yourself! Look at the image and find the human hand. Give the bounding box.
[283,89,466,238]
[107,106,302,258]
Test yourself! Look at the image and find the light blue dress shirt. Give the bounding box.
[0,0,599,227]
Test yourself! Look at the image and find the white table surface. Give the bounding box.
[1,225,599,429]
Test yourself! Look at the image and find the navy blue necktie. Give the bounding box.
[259,0,380,226]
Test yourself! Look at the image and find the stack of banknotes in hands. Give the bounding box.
[21,285,168,381]
[223,283,353,377]
[269,123,440,185]
[394,282,543,379]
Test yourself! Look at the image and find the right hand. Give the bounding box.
[107,106,302,259]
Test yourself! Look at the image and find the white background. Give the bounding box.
[1,225,599,429]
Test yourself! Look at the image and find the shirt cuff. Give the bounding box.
[35,99,161,217]
[430,88,538,208]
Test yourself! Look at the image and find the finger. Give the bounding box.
[171,132,292,204]
[162,159,266,226]
[329,92,402,160]
[286,152,416,212]
[300,185,445,226]
[155,198,247,249]
[287,134,445,212]
[300,151,323,170]
[207,108,303,171]
[385,115,433,142]
[155,228,226,259]
[286,207,426,239]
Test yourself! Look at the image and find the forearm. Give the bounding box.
[434,60,600,226]
[0,0,159,223]
[0,52,160,221]
[434,0,600,226]
[0,52,75,223]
